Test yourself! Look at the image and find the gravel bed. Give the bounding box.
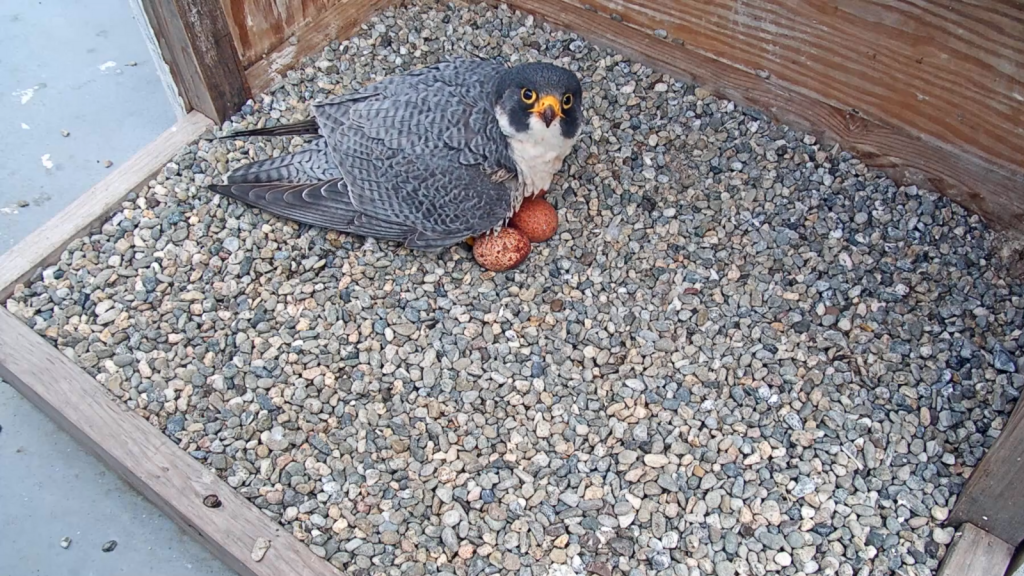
[6,1,1024,575]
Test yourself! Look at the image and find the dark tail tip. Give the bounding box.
[214,118,321,140]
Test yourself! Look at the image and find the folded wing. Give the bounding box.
[210,59,518,250]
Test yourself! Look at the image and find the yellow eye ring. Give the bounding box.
[562,94,574,109]
[521,88,536,104]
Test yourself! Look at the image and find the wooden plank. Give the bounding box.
[0,308,343,576]
[0,112,213,303]
[500,0,1024,232]
[129,0,187,119]
[543,0,1024,187]
[141,0,249,123]
[220,0,340,68]
[1009,546,1024,576]
[948,393,1024,546]
[936,523,1014,576]
[245,0,395,95]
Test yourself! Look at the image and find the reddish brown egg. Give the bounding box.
[510,197,558,243]
[472,227,532,271]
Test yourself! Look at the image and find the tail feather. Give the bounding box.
[219,118,320,139]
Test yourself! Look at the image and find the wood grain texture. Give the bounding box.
[0,112,213,303]
[500,0,1024,231]
[142,0,249,123]
[935,523,1014,576]
[553,0,1024,180]
[948,393,1024,547]
[129,0,187,119]
[0,308,343,576]
[245,0,395,95]
[221,0,339,68]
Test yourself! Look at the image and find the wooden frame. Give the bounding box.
[947,377,1024,548]
[0,112,340,576]
[0,306,341,576]
[225,0,395,96]
[935,523,1015,576]
[497,0,1024,232]
[2,0,1022,575]
[138,0,250,124]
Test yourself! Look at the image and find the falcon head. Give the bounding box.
[493,62,583,195]
[494,62,583,140]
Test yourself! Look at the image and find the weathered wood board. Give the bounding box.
[0,112,213,303]
[501,0,1024,231]
[948,390,1024,547]
[221,0,341,68]
[244,0,395,94]
[935,523,1015,576]
[558,0,1024,175]
[141,0,250,123]
[0,309,343,576]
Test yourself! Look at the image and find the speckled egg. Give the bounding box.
[472,227,532,271]
[510,197,558,243]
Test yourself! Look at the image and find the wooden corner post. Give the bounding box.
[140,0,250,124]
[947,397,1024,547]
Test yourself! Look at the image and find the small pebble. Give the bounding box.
[993,345,1017,372]
[775,551,792,567]
[251,537,271,561]
[933,528,954,545]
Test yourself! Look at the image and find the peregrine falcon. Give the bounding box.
[210,58,583,250]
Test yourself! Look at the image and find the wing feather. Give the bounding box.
[209,179,360,230]
[224,140,341,184]
[210,58,519,249]
[317,61,519,245]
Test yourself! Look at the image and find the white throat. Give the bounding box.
[496,108,575,198]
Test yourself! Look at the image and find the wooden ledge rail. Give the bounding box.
[0,111,213,302]
[935,523,1015,576]
[244,0,395,95]
[948,377,1024,546]
[498,0,1024,232]
[0,308,342,576]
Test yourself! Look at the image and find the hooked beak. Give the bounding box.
[529,95,563,127]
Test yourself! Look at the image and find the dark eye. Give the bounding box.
[562,94,573,109]
[521,88,536,103]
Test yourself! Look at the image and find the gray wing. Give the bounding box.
[211,59,518,249]
[313,59,520,247]
[207,178,413,241]
[219,139,340,183]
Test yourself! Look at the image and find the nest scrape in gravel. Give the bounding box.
[6,1,1024,575]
